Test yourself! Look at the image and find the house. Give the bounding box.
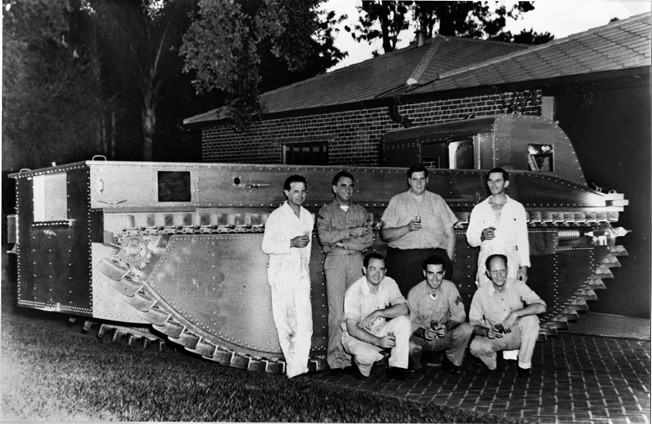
[185,13,651,318]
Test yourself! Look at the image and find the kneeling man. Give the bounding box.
[407,255,473,374]
[469,254,546,377]
[342,252,411,380]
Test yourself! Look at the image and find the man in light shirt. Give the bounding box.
[342,253,411,381]
[381,163,457,297]
[466,167,530,287]
[469,254,546,378]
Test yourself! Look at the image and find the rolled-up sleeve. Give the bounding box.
[469,295,485,327]
[518,283,546,308]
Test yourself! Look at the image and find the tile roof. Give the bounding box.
[184,12,650,125]
[184,36,528,124]
[409,12,651,94]
[260,36,528,114]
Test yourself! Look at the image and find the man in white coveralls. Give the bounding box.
[262,175,314,378]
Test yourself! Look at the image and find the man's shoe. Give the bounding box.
[441,356,461,375]
[329,368,344,376]
[343,366,355,375]
[409,364,427,374]
[409,358,427,374]
[350,365,367,380]
[517,366,532,378]
[494,354,505,372]
[293,369,320,379]
[330,366,355,376]
[386,367,409,381]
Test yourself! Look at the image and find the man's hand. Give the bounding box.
[517,266,528,283]
[362,311,380,330]
[349,227,369,238]
[424,327,437,341]
[433,323,447,338]
[378,333,396,349]
[502,312,518,331]
[481,227,496,241]
[407,218,422,232]
[487,326,503,339]
[290,234,310,248]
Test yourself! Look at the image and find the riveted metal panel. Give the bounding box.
[493,114,586,186]
[16,166,93,315]
[144,233,330,357]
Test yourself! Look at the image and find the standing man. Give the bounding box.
[317,171,373,376]
[261,175,314,379]
[469,254,546,378]
[381,163,458,297]
[342,253,411,381]
[466,167,530,287]
[407,255,473,374]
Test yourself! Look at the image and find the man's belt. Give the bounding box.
[326,249,362,256]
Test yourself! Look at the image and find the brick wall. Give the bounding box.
[202,90,542,165]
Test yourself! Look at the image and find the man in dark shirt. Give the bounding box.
[317,171,373,375]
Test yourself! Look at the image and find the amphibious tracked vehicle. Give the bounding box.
[7,114,628,373]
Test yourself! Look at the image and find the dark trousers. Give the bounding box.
[385,247,453,297]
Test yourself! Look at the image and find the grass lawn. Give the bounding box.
[1,307,524,423]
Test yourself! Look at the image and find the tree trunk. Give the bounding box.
[142,105,155,161]
[110,110,116,159]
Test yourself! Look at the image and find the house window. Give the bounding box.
[284,142,328,165]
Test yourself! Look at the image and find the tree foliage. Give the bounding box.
[181,0,345,130]
[490,28,554,45]
[351,1,553,54]
[2,0,108,170]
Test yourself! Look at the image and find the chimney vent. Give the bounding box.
[415,30,426,47]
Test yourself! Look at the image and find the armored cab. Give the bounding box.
[7,114,628,373]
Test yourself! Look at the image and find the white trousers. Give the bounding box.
[469,315,540,369]
[342,315,410,376]
[270,274,313,378]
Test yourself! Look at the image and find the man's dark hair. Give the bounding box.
[364,252,385,268]
[407,163,428,179]
[486,167,509,182]
[485,254,508,270]
[332,171,354,186]
[284,175,307,191]
[422,255,446,272]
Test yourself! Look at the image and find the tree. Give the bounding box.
[180,0,345,130]
[351,1,411,55]
[88,0,196,161]
[2,0,108,171]
[351,1,552,54]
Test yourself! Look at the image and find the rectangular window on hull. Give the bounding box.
[528,144,554,172]
[422,139,474,170]
[283,142,328,165]
[33,173,68,222]
[158,171,191,202]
